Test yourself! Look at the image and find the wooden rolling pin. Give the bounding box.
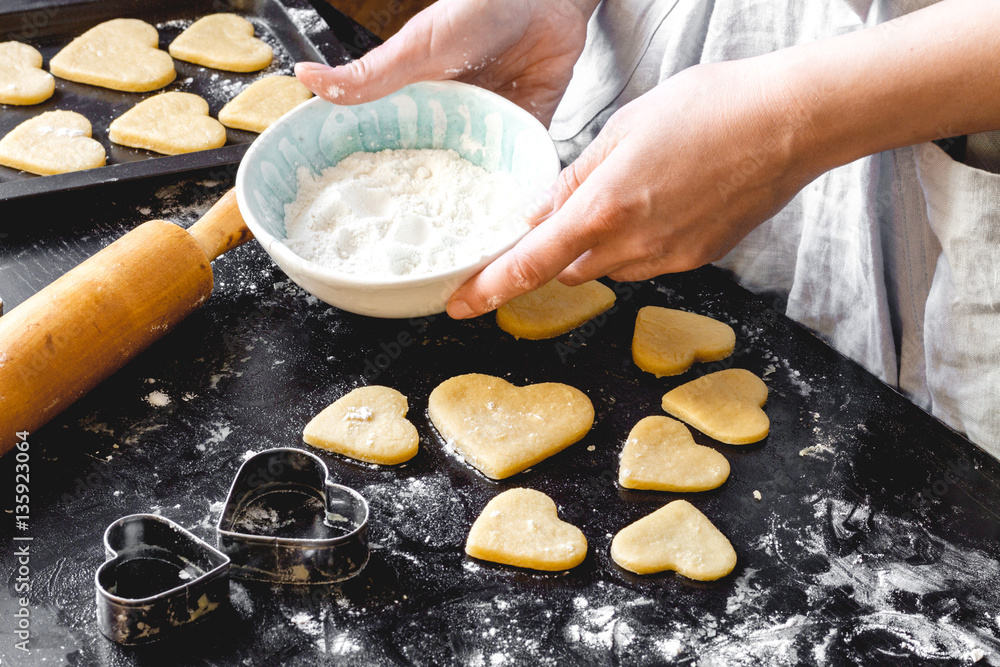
[0,189,251,457]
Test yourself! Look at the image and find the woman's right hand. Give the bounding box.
[295,0,599,126]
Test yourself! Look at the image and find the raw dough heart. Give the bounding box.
[218,75,312,133]
[168,14,273,72]
[49,18,175,92]
[661,368,768,445]
[632,306,735,377]
[0,110,105,175]
[428,373,594,480]
[619,416,730,492]
[302,386,419,465]
[0,42,55,105]
[610,499,736,580]
[496,279,616,340]
[109,92,226,155]
[466,488,587,571]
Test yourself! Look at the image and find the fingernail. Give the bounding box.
[448,298,475,319]
[294,62,326,74]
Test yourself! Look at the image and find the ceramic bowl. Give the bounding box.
[235,80,561,318]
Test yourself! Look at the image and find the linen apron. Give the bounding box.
[549,0,1000,459]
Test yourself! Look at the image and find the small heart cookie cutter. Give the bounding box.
[216,448,369,584]
[95,514,230,645]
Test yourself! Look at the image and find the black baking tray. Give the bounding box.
[0,0,353,202]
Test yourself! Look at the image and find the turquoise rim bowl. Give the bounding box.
[236,80,562,318]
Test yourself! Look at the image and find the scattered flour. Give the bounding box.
[145,391,171,407]
[344,406,374,422]
[196,423,232,451]
[799,443,835,458]
[283,149,527,278]
[37,125,85,138]
[284,7,327,35]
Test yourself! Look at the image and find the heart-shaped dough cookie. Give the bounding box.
[428,373,594,479]
[50,18,175,92]
[466,488,587,571]
[611,499,736,580]
[496,279,616,340]
[168,14,273,72]
[632,306,735,377]
[0,42,55,105]
[0,111,105,175]
[109,92,226,155]
[303,385,418,465]
[218,75,312,133]
[619,416,730,492]
[661,368,768,444]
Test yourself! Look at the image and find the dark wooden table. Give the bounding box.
[2,166,1000,666]
[2,2,1000,665]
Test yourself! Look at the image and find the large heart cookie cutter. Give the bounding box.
[216,448,369,584]
[95,514,230,644]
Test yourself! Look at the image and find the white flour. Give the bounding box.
[283,149,527,277]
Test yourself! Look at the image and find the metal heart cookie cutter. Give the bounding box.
[216,448,370,584]
[95,514,230,645]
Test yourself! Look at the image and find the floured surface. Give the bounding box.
[3,171,999,667]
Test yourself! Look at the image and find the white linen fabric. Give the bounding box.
[550,0,1000,458]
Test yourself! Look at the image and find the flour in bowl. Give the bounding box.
[283,148,528,277]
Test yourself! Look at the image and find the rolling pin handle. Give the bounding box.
[187,189,254,261]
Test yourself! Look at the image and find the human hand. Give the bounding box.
[446,58,821,318]
[295,0,598,126]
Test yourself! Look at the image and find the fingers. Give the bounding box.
[518,122,624,232]
[447,164,621,318]
[447,123,634,318]
[557,246,635,285]
[446,221,588,318]
[295,46,429,104]
[546,121,623,210]
[295,9,446,103]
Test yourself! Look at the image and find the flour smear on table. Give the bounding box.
[283,148,527,277]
